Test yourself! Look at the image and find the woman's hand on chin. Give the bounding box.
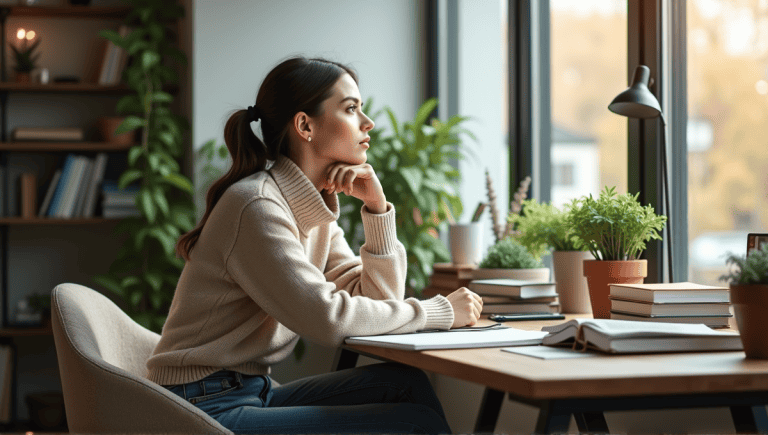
[324,162,387,213]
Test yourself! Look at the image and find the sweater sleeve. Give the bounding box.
[323,202,405,301]
[225,198,454,347]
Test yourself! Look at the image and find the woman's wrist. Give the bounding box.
[364,201,387,214]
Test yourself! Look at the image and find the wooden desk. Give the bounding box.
[335,315,768,434]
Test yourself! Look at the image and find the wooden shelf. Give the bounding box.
[0,325,52,337]
[2,5,131,19]
[0,82,132,93]
[0,141,135,151]
[0,217,120,226]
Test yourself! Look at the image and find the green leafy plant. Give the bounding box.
[93,0,195,332]
[479,237,542,269]
[720,245,768,285]
[507,199,586,260]
[10,37,41,73]
[338,98,475,296]
[567,186,667,261]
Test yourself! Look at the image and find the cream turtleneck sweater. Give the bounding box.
[146,157,454,386]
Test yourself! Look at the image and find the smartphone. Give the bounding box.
[488,313,566,322]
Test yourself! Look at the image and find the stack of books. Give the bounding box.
[12,127,84,141]
[609,282,732,328]
[101,180,140,218]
[468,279,560,314]
[421,263,477,299]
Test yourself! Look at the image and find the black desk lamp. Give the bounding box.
[608,65,673,283]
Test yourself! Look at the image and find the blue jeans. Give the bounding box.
[166,362,452,434]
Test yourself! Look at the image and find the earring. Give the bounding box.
[308,137,312,142]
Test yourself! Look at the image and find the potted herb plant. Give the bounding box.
[721,245,768,359]
[568,186,667,318]
[10,30,41,83]
[472,237,550,281]
[508,199,594,313]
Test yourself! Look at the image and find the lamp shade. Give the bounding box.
[608,65,662,119]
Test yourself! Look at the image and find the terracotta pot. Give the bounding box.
[730,284,768,359]
[583,259,647,319]
[97,117,135,145]
[472,267,551,282]
[15,72,31,83]
[552,251,594,314]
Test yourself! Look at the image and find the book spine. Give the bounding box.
[82,153,108,218]
[58,157,86,218]
[19,173,36,219]
[38,170,62,217]
[72,157,94,217]
[48,154,76,217]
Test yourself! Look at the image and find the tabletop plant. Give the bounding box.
[506,198,586,261]
[93,0,195,333]
[10,30,41,76]
[720,245,768,285]
[568,186,666,261]
[338,97,475,296]
[478,237,542,269]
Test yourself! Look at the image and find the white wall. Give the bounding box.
[192,0,421,215]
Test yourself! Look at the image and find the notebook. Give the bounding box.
[344,326,548,351]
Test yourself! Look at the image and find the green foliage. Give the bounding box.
[479,238,542,269]
[94,0,195,333]
[10,38,41,73]
[507,199,586,260]
[338,98,474,296]
[720,245,768,285]
[567,186,667,261]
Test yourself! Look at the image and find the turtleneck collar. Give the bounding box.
[268,156,340,235]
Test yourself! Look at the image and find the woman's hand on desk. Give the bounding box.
[446,287,483,328]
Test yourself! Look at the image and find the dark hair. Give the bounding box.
[176,56,358,260]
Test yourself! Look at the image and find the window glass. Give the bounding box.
[687,0,768,285]
[550,0,628,207]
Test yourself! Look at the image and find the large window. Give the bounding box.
[550,1,628,207]
[687,0,768,285]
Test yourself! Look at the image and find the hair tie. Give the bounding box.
[246,105,260,123]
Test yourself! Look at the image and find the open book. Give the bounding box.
[345,326,547,351]
[541,319,742,354]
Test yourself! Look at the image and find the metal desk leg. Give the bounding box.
[731,405,768,433]
[574,412,609,433]
[535,401,572,434]
[474,388,504,433]
[332,347,359,371]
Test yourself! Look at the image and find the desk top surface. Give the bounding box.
[344,315,768,400]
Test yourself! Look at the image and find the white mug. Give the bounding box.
[449,222,483,265]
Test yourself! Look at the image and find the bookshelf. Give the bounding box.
[0,4,149,432]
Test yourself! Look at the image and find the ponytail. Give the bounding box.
[175,110,274,260]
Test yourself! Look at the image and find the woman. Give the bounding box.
[146,56,482,434]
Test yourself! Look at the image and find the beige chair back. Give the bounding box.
[51,283,231,434]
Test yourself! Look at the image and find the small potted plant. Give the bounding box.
[472,237,550,282]
[568,186,667,318]
[509,199,594,313]
[721,245,768,359]
[10,29,41,83]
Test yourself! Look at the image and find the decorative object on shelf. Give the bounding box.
[19,172,36,219]
[10,27,41,83]
[485,170,532,244]
[568,186,667,318]
[608,64,674,283]
[337,97,474,297]
[93,0,195,333]
[34,67,49,84]
[721,244,768,358]
[473,237,550,282]
[97,116,134,144]
[507,198,593,313]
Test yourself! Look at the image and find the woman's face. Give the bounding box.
[310,73,375,166]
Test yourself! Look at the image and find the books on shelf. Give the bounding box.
[40,152,110,218]
[468,279,558,299]
[101,180,139,218]
[541,318,742,354]
[609,311,731,328]
[98,25,130,85]
[609,282,730,303]
[345,326,547,351]
[12,127,84,141]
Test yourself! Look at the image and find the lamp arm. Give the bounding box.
[659,114,673,282]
